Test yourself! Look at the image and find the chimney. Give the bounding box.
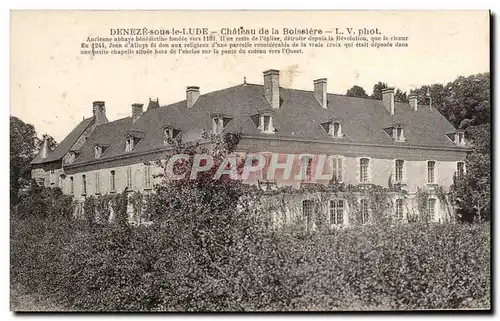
[131,103,143,123]
[92,101,109,126]
[409,94,418,111]
[186,86,200,108]
[425,88,432,109]
[147,97,160,111]
[313,78,328,108]
[40,135,50,159]
[382,88,395,115]
[263,69,280,109]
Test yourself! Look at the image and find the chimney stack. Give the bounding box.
[131,103,144,123]
[186,86,200,108]
[313,78,328,108]
[382,88,395,115]
[263,69,280,109]
[92,101,109,126]
[408,94,418,111]
[147,98,160,111]
[40,135,50,159]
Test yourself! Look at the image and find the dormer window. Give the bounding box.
[384,124,405,142]
[321,119,343,138]
[64,150,80,165]
[333,122,342,138]
[165,127,173,140]
[125,137,134,152]
[163,126,180,145]
[124,130,145,152]
[212,115,232,134]
[94,146,102,158]
[251,111,276,134]
[393,125,405,141]
[446,130,466,147]
[456,131,465,146]
[94,145,108,158]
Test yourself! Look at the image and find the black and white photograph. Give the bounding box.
[9,10,491,312]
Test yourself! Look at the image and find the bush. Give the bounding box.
[11,214,490,311]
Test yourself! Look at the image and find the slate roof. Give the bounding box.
[67,83,462,167]
[31,117,95,165]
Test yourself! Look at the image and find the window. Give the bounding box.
[212,117,222,134]
[392,125,405,141]
[395,159,404,183]
[427,161,435,184]
[456,132,465,146]
[95,146,102,158]
[110,170,116,192]
[457,162,465,180]
[212,116,232,134]
[164,128,173,140]
[332,122,342,138]
[144,164,152,189]
[82,174,87,195]
[263,116,270,131]
[360,199,369,224]
[126,167,132,189]
[395,199,404,221]
[301,156,313,181]
[331,157,343,183]
[95,172,100,194]
[125,137,134,152]
[329,200,344,225]
[302,200,314,226]
[70,176,74,195]
[360,158,369,183]
[258,114,274,133]
[321,121,343,139]
[50,168,55,184]
[428,198,436,217]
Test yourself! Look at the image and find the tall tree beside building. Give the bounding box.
[10,116,38,205]
[452,123,490,221]
[410,73,489,129]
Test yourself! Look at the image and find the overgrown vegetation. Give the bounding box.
[11,201,491,311]
[11,133,491,311]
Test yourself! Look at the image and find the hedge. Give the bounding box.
[11,214,490,311]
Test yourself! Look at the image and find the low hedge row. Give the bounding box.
[11,215,490,311]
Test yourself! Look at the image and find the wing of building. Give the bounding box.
[31,69,469,222]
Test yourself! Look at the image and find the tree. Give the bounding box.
[10,116,39,206]
[411,73,489,129]
[452,123,490,222]
[370,81,388,100]
[346,85,369,98]
[394,88,408,102]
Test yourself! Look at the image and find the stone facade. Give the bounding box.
[30,69,469,226]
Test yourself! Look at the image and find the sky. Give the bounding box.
[10,10,489,142]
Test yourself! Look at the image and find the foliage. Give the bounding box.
[370,81,388,100]
[11,214,491,311]
[411,73,490,129]
[13,186,74,220]
[10,116,39,206]
[452,123,491,222]
[346,85,369,98]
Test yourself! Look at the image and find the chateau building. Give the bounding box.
[31,69,468,224]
